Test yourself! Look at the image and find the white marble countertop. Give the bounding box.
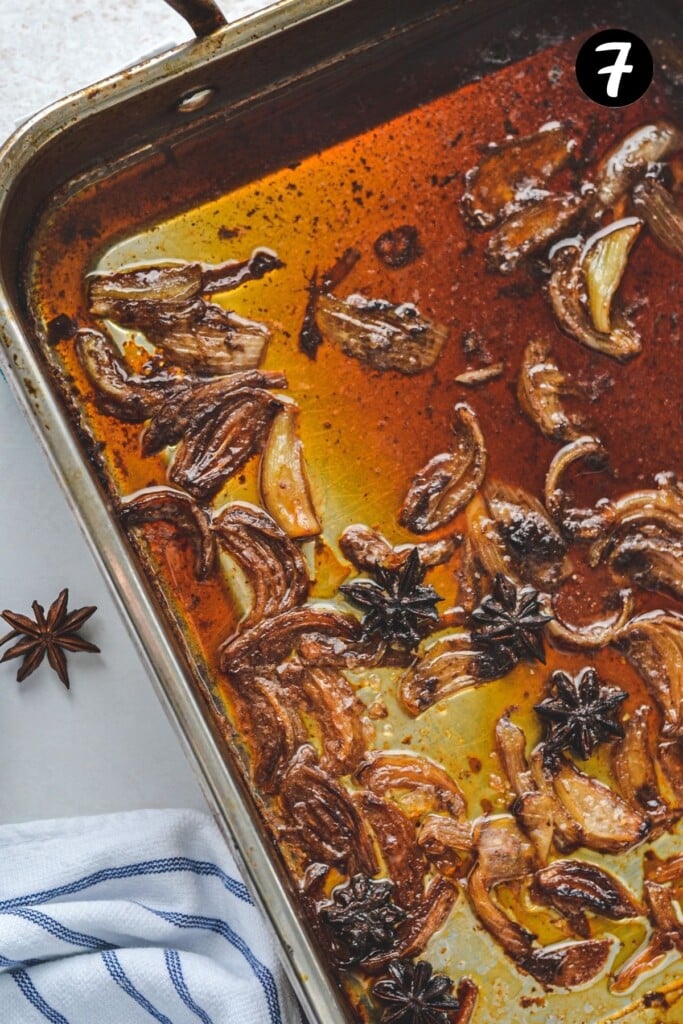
[0,0,271,824]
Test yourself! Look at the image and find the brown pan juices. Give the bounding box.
[26,25,683,1024]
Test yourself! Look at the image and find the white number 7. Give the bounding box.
[595,42,634,98]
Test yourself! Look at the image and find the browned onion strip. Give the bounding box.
[279,746,377,875]
[540,588,634,650]
[523,939,611,989]
[279,663,373,777]
[398,633,480,717]
[582,219,642,335]
[417,813,476,858]
[544,436,612,541]
[461,122,575,229]
[495,717,555,862]
[243,676,304,793]
[358,791,427,909]
[76,329,174,421]
[657,740,683,809]
[529,751,582,853]
[483,481,572,591]
[339,524,458,573]
[120,486,216,580]
[532,859,642,936]
[615,611,683,738]
[467,865,534,962]
[219,606,363,675]
[211,502,308,635]
[589,122,683,218]
[356,751,466,819]
[517,339,586,444]
[592,476,683,555]
[486,192,585,274]
[613,705,669,827]
[645,851,683,884]
[547,245,641,362]
[316,292,447,375]
[633,178,683,258]
[399,404,487,533]
[453,979,478,1024]
[552,759,649,853]
[495,715,534,798]
[612,882,683,993]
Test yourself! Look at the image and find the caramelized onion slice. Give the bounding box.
[398,632,493,717]
[259,402,321,539]
[461,122,575,229]
[613,705,669,826]
[517,339,586,444]
[75,329,172,421]
[153,308,271,375]
[552,759,648,853]
[533,859,642,926]
[242,675,304,793]
[88,261,203,307]
[361,877,458,971]
[612,881,683,993]
[120,486,216,579]
[544,436,611,541]
[399,404,487,533]
[633,177,683,258]
[486,192,585,274]
[358,791,427,910]
[339,524,457,573]
[280,746,377,875]
[212,502,308,633]
[548,245,641,362]
[316,293,447,375]
[483,481,572,591]
[356,751,466,819]
[582,219,642,335]
[590,121,683,219]
[541,588,634,650]
[170,388,282,501]
[616,611,683,737]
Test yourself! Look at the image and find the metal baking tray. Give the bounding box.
[1,1,682,1022]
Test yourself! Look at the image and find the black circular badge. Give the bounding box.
[576,29,653,107]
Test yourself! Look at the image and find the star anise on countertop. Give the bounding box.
[0,589,99,689]
[535,666,627,768]
[340,548,442,649]
[470,573,550,664]
[319,874,406,965]
[372,958,460,1024]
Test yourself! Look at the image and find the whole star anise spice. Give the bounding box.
[470,573,550,664]
[319,874,406,965]
[0,589,99,689]
[340,548,442,649]
[372,958,460,1024]
[535,666,627,768]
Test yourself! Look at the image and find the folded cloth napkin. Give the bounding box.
[0,808,301,1024]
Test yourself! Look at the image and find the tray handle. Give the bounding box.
[162,0,227,36]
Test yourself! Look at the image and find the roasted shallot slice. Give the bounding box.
[589,121,683,220]
[532,859,642,938]
[339,524,458,573]
[279,746,377,875]
[259,402,321,539]
[616,611,683,737]
[612,882,683,993]
[461,122,575,229]
[356,750,466,819]
[548,245,641,362]
[633,177,683,258]
[517,339,587,443]
[120,486,216,579]
[241,675,305,793]
[544,435,611,541]
[582,218,642,335]
[211,502,309,634]
[316,293,447,375]
[76,328,177,421]
[551,759,648,854]
[613,705,669,827]
[486,192,586,274]
[541,588,634,651]
[399,404,487,533]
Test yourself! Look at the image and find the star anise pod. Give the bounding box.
[0,589,99,689]
[372,958,460,1024]
[535,666,627,768]
[319,874,406,965]
[340,548,442,649]
[470,573,550,664]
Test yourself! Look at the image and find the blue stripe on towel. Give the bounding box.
[0,857,252,911]
[102,950,173,1024]
[164,948,214,1024]
[142,905,281,1024]
[6,906,113,951]
[11,968,70,1024]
